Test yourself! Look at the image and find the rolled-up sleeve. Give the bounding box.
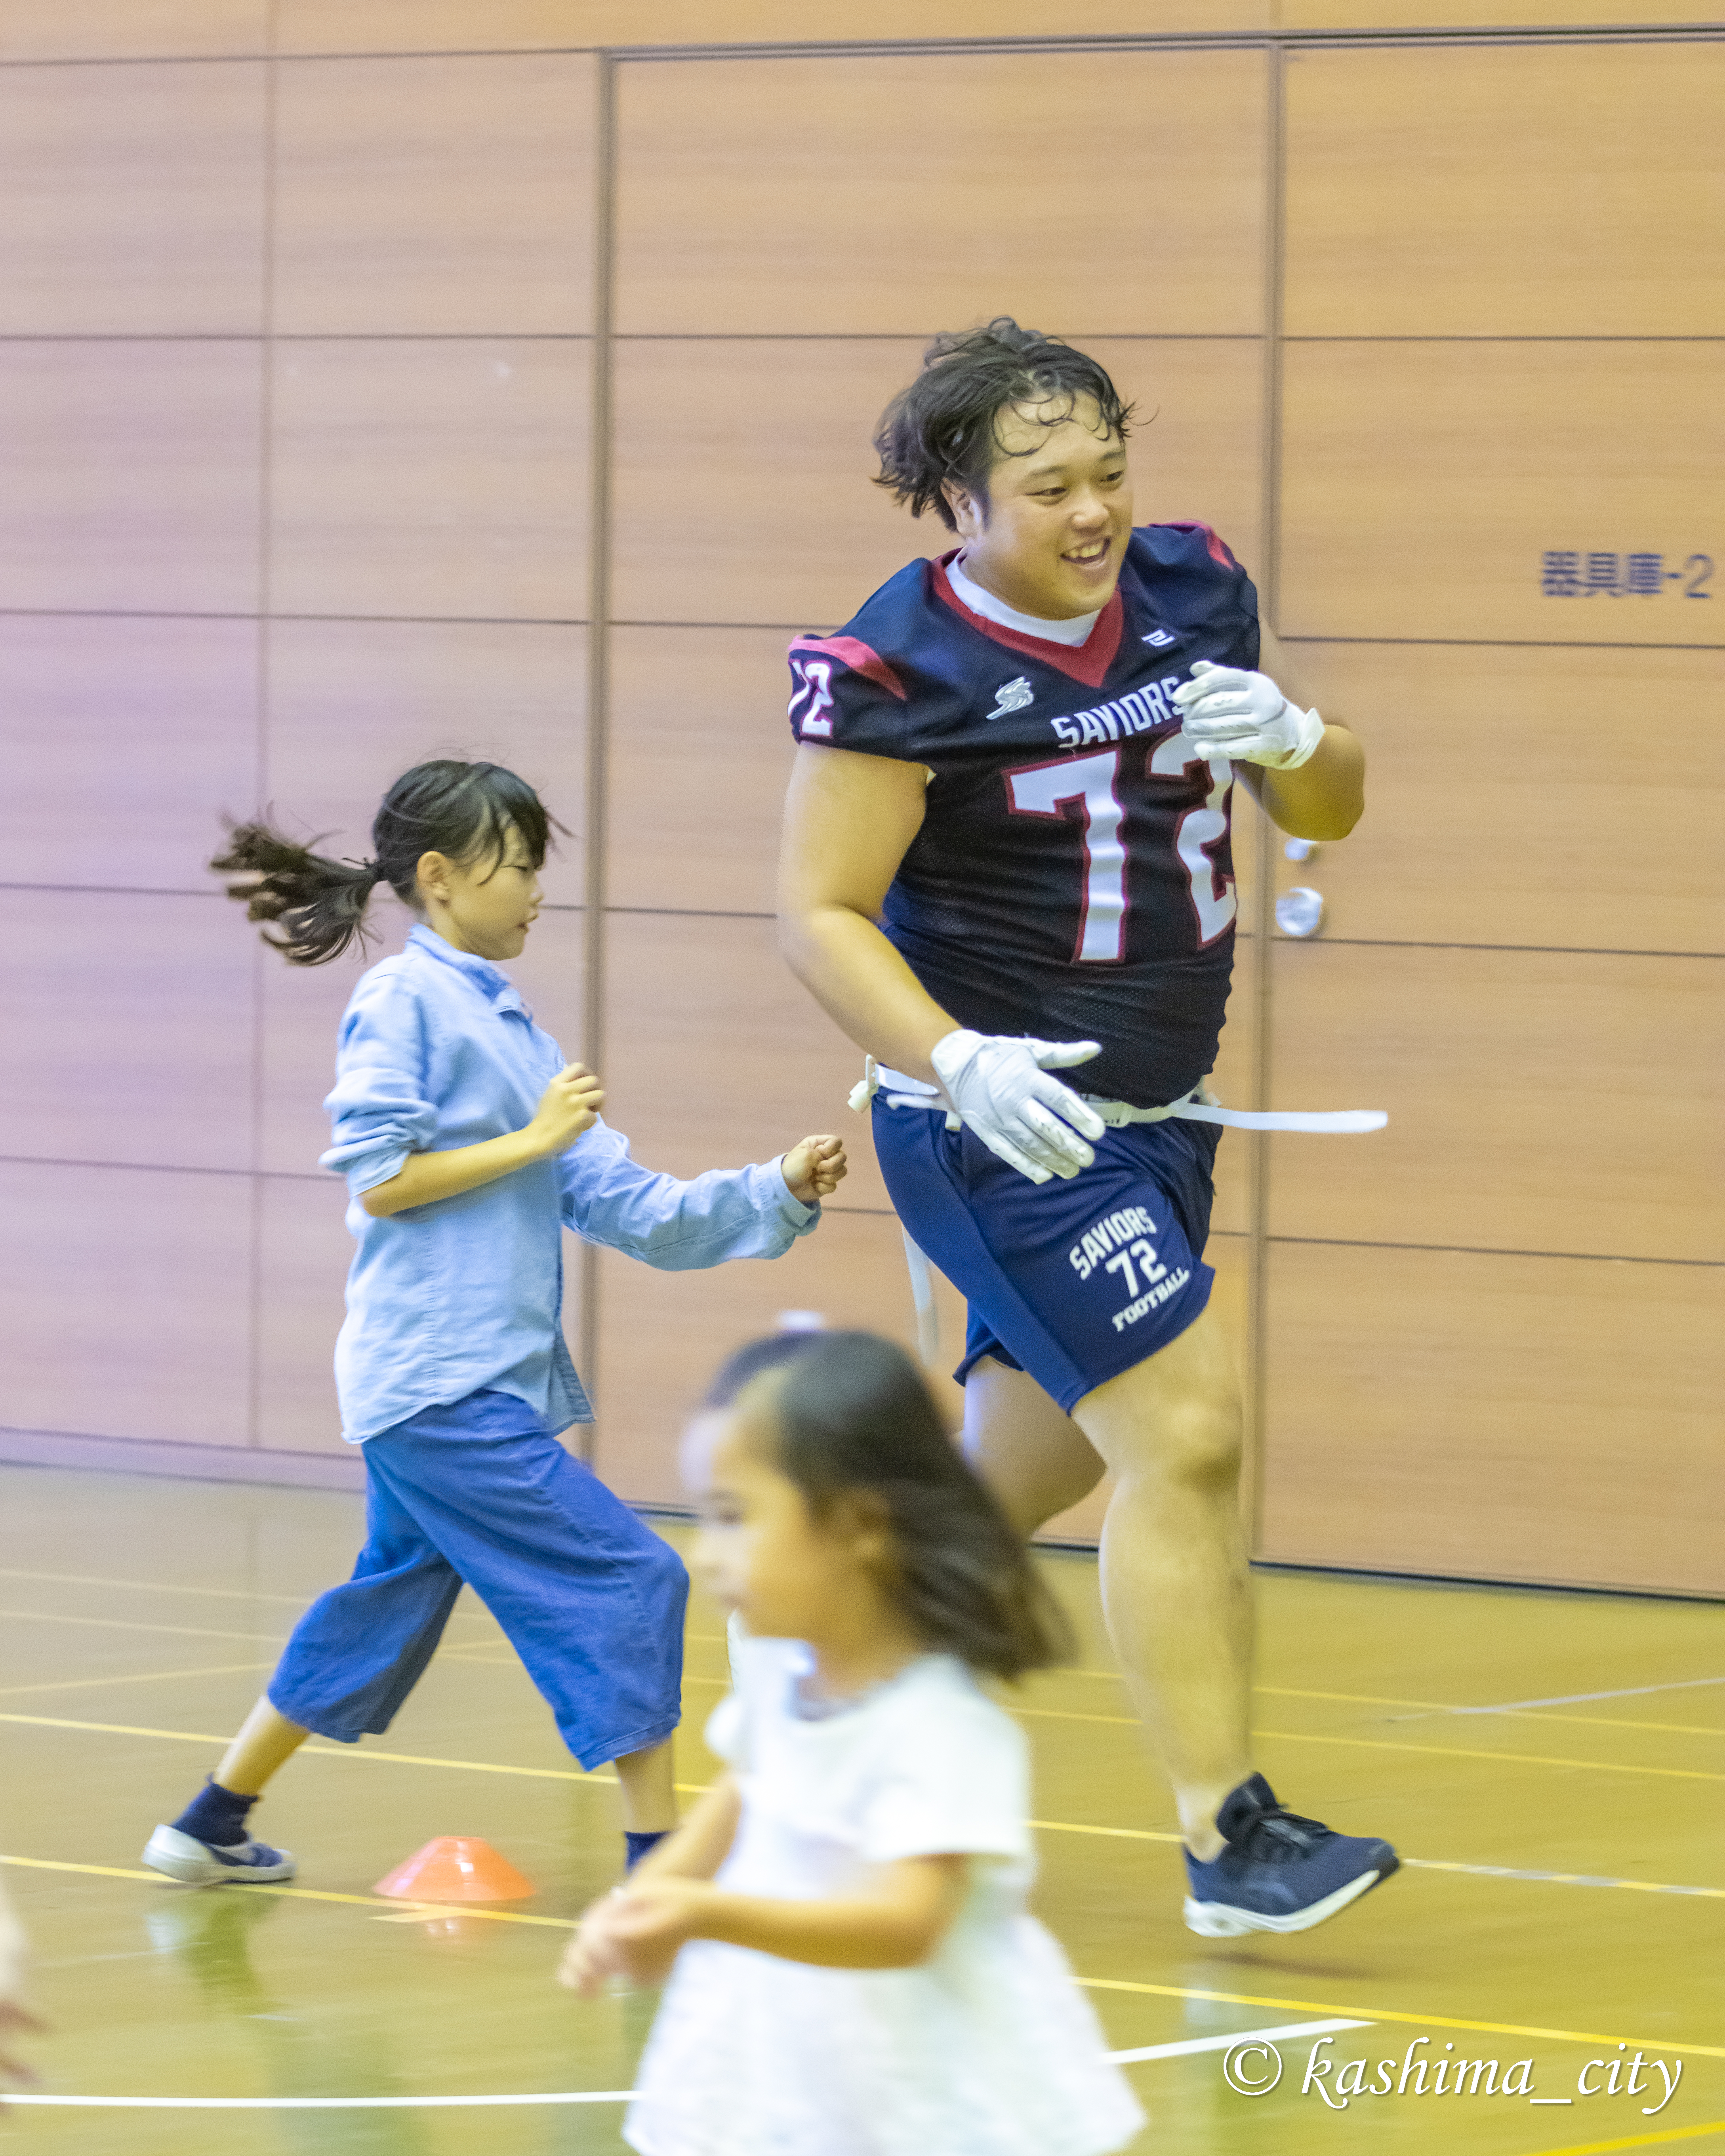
[559,1119,817,1268]
[318,976,438,1197]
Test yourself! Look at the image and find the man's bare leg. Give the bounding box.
[1071,1305,1251,1860]
[961,1352,1107,1536]
[963,1310,1252,1860]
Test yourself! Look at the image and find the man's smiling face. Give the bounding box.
[942,392,1133,622]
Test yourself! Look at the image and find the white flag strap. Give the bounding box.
[858,1063,1387,1139]
[902,1230,941,1370]
[1170,1104,1387,1134]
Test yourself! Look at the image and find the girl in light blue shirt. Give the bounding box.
[144,760,845,1890]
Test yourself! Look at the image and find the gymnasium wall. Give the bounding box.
[0,3,1717,1599]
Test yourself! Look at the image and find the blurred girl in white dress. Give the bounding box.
[560,1329,1144,2156]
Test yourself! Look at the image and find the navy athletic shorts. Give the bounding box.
[871,1097,1220,1414]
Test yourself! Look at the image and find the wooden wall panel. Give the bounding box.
[1265,642,1725,954]
[606,627,794,917]
[258,903,585,1178]
[610,337,1262,628]
[1097,340,1264,576]
[265,619,587,908]
[600,911,883,1208]
[252,1172,352,1454]
[0,61,264,335]
[273,54,596,335]
[1268,944,1723,1263]
[0,616,260,892]
[0,1,266,63]
[0,892,255,1173]
[0,342,261,613]
[1285,44,1725,338]
[593,1210,968,1508]
[273,1,1269,57]
[1278,341,1723,644]
[268,338,590,621]
[0,1162,252,1449]
[1282,0,1720,27]
[616,51,1268,336]
[1259,1241,1724,1597]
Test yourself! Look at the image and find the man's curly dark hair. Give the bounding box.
[872,317,1135,530]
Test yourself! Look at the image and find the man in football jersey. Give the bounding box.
[777,320,1396,1936]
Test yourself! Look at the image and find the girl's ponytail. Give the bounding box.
[211,822,384,967]
[214,758,560,968]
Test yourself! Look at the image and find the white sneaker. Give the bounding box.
[142,1823,297,1886]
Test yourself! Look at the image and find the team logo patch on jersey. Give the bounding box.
[986,676,1035,720]
[1141,629,1178,648]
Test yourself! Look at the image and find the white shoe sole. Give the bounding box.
[1183,1866,1387,1937]
[142,1824,297,1887]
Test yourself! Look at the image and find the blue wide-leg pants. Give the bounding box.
[267,1413,687,1771]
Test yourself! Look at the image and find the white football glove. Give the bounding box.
[1172,659,1325,769]
[929,1030,1107,1185]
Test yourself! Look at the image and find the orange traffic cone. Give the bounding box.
[373,1837,536,1904]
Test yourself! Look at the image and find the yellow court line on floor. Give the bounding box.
[0,1855,573,1930]
[1073,1978,1725,2063]
[0,1566,314,1607]
[9,1714,1721,1899]
[0,1712,602,1779]
[8,1854,1719,2070]
[1507,2122,1725,2156]
[1006,1704,1725,1783]
[1461,1709,1725,1741]
[1033,1819,1184,1845]
[0,1607,282,1645]
[1030,1819,1725,1900]
[406,1658,1725,1744]
[0,1664,273,1699]
[1252,1727,1725,1784]
[1061,1674,1725,1740]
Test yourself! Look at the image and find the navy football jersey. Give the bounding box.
[787,524,1258,1109]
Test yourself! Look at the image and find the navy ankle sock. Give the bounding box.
[623,1829,669,1871]
[172,1778,258,1846]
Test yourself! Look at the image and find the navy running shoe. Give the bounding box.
[142,1823,296,1887]
[1183,1774,1396,1937]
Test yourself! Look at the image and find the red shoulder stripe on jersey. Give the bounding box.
[1163,520,1238,571]
[788,634,906,701]
[930,555,1124,689]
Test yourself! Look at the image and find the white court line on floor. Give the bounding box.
[1106,2017,1370,2065]
[1445,1677,1725,1715]
[2,2016,1365,2106]
[1403,1858,1725,1899]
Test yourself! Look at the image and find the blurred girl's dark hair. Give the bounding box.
[211,759,556,966]
[705,1328,829,1409]
[709,1329,1072,1682]
[873,316,1134,530]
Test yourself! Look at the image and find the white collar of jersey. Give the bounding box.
[947,552,1102,649]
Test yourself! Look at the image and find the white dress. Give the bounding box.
[624,1639,1145,2156]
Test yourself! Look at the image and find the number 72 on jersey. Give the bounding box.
[1006,739,1237,961]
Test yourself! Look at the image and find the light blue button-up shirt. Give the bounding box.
[319,925,818,1442]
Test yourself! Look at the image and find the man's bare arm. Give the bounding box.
[1233,624,1365,841]
[777,744,959,1086]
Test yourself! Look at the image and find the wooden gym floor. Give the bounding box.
[0,1465,1719,2155]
